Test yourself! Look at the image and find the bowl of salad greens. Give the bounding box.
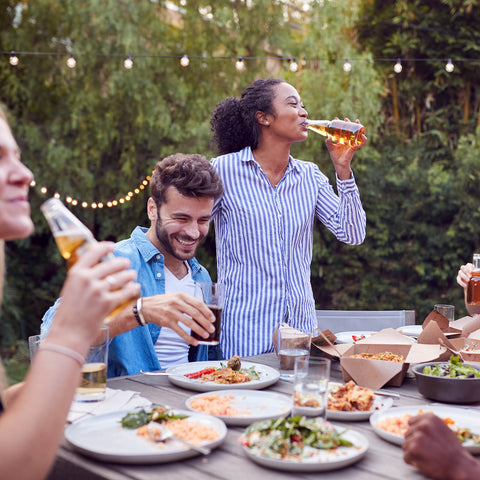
[413,356,480,404]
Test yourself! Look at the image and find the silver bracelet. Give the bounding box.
[39,343,85,367]
[133,297,147,326]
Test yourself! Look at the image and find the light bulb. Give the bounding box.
[445,58,454,73]
[54,192,60,199]
[124,55,133,69]
[9,52,19,66]
[235,57,245,71]
[394,59,402,73]
[343,59,352,72]
[30,180,36,187]
[289,58,298,72]
[82,201,88,208]
[66,54,76,68]
[41,186,48,194]
[66,196,72,203]
[72,199,78,206]
[180,55,190,67]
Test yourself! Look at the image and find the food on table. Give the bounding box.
[227,355,242,370]
[184,357,261,384]
[351,334,366,342]
[375,409,480,444]
[328,381,375,412]
[422,355,480,378]
[120,405,219,446]
[352,352,405,363]
[188,392,251,416]
[294,391,321,409]
[239,416,353,461]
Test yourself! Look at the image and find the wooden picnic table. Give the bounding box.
[47,353,438,480]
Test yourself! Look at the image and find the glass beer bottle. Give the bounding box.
[467,253,480,309]
[41,197,138,318]
[306,119,365,147]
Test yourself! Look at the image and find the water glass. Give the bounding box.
[278,326,312,380]
[75,326,109,402]
[434,304,455,322]
[293,357,331,419]
[28,335,41,361]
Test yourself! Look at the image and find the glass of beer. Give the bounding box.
[75,325,109,402]
[192,282,224,345]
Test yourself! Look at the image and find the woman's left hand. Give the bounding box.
[326,118,366,180]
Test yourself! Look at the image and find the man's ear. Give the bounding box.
[147,197,157,222]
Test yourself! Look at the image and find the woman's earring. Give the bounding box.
[265,121,269,125]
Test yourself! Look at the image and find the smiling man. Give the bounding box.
[41,154,224,376]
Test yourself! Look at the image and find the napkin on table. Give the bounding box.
[67,388,152,424]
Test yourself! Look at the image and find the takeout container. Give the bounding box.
[413,362,480,404]
[315,328,445,390]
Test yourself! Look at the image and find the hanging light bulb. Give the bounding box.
[235,57,246,71]
[445,58,454,73]
[180,54,190,67]
[394,58,402,73]
[289,58,298,72]
[124,54,133,69]
[66,54,76,68]
[343,58,352,72]
[30,180,36,187]
[9,52,19,66]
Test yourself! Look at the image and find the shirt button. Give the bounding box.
[156,254,161,260]
[156,273,162,278]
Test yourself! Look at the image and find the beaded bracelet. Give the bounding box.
[39,343,85,367]
[133,297,146,327]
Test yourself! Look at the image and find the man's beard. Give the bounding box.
[154,214,203,261]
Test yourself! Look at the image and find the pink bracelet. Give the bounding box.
[39,343,85,367]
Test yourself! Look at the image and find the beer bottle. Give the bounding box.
[41,197,138,317]
[306,119,365,147]
[467,253,480,306]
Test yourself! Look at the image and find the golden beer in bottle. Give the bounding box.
[307,119,365,147]
[41,198,138,318]
[467,253,480,313]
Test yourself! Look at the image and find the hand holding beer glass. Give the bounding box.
[192,282,224,345]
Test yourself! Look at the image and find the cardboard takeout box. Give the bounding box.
[315,328,445,389]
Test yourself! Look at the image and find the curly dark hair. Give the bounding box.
[210,78,285,155]
[150,153,224,206]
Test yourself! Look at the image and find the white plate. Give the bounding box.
[396,325,423,337]
[242,426,368,472]
[166,361,280,392]
[65,409,227,464]
[334,331,377,344]
[370,404,480,454]
[185,389,291,426]
[326,382,394,421]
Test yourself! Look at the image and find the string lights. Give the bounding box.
[1,50,466,74]
[31,175,152,209]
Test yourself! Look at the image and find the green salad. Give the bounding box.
[422,355,480,378]
[239,416,353,461]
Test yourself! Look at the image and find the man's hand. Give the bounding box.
[143,292,215,344]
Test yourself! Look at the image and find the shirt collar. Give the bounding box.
[240,146,301,174]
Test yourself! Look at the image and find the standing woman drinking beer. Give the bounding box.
[210,78,367,359]
[0,105,140,479]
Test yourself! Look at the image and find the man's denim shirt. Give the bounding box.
[41,226,213,378]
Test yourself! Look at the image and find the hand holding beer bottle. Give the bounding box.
[41,198,140,318]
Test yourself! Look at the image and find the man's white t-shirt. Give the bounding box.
[154,264,199,368]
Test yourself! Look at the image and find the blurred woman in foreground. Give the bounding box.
[0,105,140,479]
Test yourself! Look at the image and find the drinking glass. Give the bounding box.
[293,357,331,419]
[28,335,41,362]
[75,325,109,402]
[434,304,455,322]
[278,326,312,380]
[192,282,224,345]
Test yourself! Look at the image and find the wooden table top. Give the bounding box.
[47,353,442,480]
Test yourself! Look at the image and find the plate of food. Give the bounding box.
[370,405,480,453]
[166,357,280,392]
[239,416,368,471]
[65,405,227,464]
[334,331,377,344]
[327,381,394,421]
[185,389,291,426]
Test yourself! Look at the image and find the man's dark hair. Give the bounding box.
[150,153,224,206]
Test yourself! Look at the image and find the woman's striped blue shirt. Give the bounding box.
[211,147,366,358]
